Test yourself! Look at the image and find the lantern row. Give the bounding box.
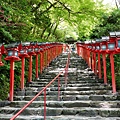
[0,42,63,101]
[76,31,120,94]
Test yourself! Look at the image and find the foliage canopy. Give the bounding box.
[0,0,107,43]
[1,0,120,100]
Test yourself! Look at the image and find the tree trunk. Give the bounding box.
[46,23,55,40]
[41,23,51,39]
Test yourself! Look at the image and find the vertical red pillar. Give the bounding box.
[0,53,4,66]
[42,52,44,72]
[79,46,81,56]
[20,57,25,90]
[47,47,50,66]
[40,53,42,74]
[92,52,94,71]
[88,51,91,68]
[94,53,97,75]
[19,49,29,90]
[58,76,60,101]
[36,54,39,79]
[89,52,92,69]
[110,53,116,93]
[28,55,32,83]
[98,53,102,79]
[77,45,79,55]
[102,53,107,84]
[0,44,5,66]
[9,60,14,101]
[44,88,46,120]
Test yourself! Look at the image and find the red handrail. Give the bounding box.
[65,52,70,87]
[10,50,70,120]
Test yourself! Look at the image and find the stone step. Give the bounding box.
[1,114,120,120]
[1,107,120,117]
[14,94,120,101]
[32,79,101,82]
[28,82,105,87]
[17,89,112,96]
[25,85,111,92]
[65,86,111,91]
[14,96,61,101]
[20,86,112,96]
[27,83,105,88]
[30,79,104,85]
[8,100,120,108]
[62,94,120,101]
[63,90,112,95]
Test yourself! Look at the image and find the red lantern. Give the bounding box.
[4,43,21,101]
[19,42,30,90]
[99,37,109,85]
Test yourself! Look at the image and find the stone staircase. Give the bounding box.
[0,52,120,120]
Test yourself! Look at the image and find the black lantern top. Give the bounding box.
[115,32,120,37]
[30,41,37,46]
[102,36,109,41]
[109,32,116,42]
[6,43,18,49]
[109,32,116,37]
[21,42,30,47]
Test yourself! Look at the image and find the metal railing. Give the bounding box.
[76,32,120,94]
[0,42,63,101]
[10,51,70,120]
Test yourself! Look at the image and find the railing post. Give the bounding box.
[28,55,32,83]
[102,53,107,85]
[44,88,46,120]
[110,53,116,93]
[94,53,97,74]
[98,53,102,79]
[0,44,5,66]
[90,52,92,69]
[40,51,43,74]
[9,60,15,101]
[0,53,4,66]
[47,47,50,67]
[87,50,91,68]
[92,52,94,71]
[64,67,67,87]
[58,76,60,101]
[35,54,39,79]
[20,57,25,90]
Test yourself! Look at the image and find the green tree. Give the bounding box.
[0,0,110,100]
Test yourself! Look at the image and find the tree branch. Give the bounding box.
[41,23,51,38]
[54,0,71,17]
[39,1,58,15]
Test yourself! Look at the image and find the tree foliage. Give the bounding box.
[90,9,120,39]
[0,0,106,43]
[1,0,120,100]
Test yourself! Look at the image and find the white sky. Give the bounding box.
[103,0,115,5]
[103,0,120,8]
